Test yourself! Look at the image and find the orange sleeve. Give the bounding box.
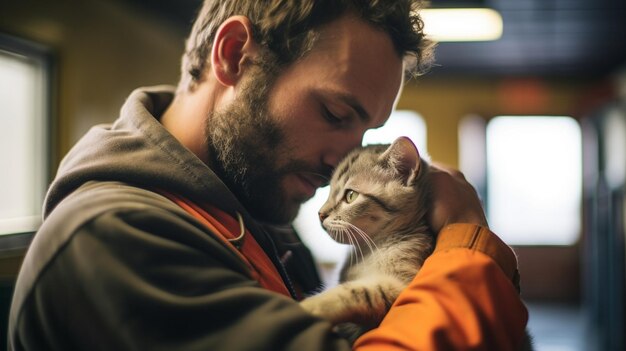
[353,224,528,351]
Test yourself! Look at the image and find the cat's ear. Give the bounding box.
[380,137,421,185]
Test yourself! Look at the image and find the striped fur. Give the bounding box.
[301,137,435,338]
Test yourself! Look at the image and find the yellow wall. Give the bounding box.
[0,0,186,170]
[398,77,598,166]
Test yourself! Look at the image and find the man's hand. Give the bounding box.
[428,163,488,233]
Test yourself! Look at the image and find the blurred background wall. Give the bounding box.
[1,0,625,349]
[1,0,185,160]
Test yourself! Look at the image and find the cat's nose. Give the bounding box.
[318,212,328,223]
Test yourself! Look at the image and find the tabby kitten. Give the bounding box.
[300,136,434,331]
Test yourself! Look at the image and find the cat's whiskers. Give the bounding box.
[338,226,354,265]
[342,227,356,266]
[345,222,378,254]
[327,222,347,245]
[352,229,366,263]
[328,223,353,265]
[325,219,380,265]
[329,221,371,263]
[346,227,365,263]
[336,222,364,263]
[334,227,342,243]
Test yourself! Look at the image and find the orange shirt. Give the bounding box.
[354,224,528,350]
[158,190,293,297]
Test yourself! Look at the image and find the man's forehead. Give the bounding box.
[314,17,403,114]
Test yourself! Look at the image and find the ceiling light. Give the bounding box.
[421,8,503,42]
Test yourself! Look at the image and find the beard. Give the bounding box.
[205,64,325,224]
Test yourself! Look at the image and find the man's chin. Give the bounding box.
[248,196,305,225]
[241,176,312,224]
[251,206,298,225]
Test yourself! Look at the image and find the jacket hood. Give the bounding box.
[44,85,247,219]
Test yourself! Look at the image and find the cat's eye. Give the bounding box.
[345,190,359,203]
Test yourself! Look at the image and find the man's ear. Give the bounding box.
[211,16,259,87]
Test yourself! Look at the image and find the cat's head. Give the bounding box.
[318,137,430,247]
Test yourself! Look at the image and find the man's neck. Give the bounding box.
[161,83,222,166]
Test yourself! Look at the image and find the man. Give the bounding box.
[9,1,528,350]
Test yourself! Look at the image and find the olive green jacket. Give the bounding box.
[9,86,337,351]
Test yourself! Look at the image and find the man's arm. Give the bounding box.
[354,224,528,350]
[353,165,528,350]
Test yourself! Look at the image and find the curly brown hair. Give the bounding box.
[179,0,434,92]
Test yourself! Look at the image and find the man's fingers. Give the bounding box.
[430,162,466,179]
[427,163,488,231]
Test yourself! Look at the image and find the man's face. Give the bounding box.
[207,15,404,224]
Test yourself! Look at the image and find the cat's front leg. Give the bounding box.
[300,276,404,326]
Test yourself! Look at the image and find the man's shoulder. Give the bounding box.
[11,182,249,303]
[9,182,258,349]
[36,181,233,262]
[39,181,185,241]
[14,183,188,287]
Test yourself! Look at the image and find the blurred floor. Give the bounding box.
[526,302,585,351]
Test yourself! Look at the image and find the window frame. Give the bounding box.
[0,33,54,244]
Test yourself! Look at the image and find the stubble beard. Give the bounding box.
[205,64,312,224]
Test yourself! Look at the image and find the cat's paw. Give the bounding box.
[300,296,326,318]
[300,295,343,323]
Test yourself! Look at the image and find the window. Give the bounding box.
[360,110,427,152]
[0,36,50,235]
[293,111,426,282]
[485,116,582,245]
